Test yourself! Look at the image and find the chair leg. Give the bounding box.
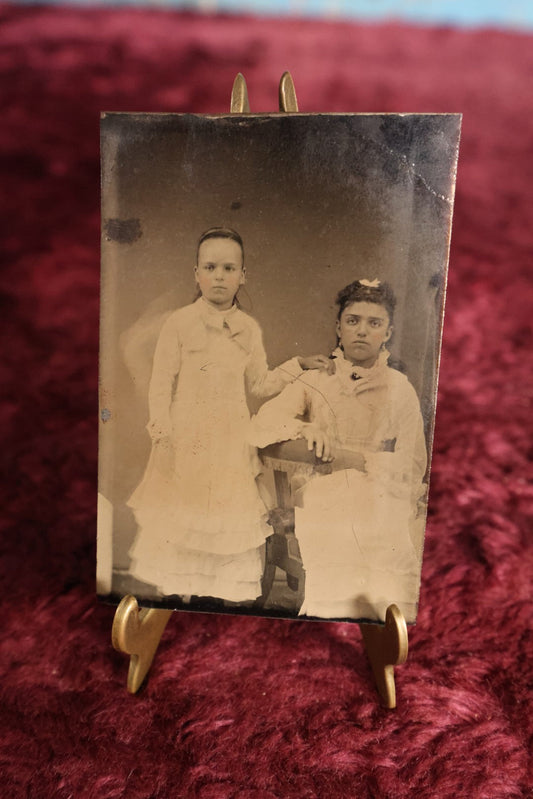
[257,535,277,606]
[287,573,299,592]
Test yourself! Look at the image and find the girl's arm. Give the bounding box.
[147,315,181,440]
[249,379,309,449]
[245,322,303,399]
[245,321,333,398]
[251,382,335,463]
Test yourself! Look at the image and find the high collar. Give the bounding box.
[331,346,390,387]
[196,296,248,338]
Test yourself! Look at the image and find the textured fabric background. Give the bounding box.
[1,6,532,798]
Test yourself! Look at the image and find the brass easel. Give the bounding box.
[111,72,409,707]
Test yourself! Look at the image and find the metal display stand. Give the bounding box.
[111,72,409,708]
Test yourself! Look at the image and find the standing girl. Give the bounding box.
[128,227,330,603]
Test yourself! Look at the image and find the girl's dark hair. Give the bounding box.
[335,279,396,324]
[196,227,244,265]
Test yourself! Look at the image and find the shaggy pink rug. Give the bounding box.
[1,5,532,797]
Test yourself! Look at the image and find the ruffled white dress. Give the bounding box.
[250,348,428,621]
[128,298,302,602]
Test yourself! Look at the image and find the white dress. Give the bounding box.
[250,348,428,621]
[128,298,302,602]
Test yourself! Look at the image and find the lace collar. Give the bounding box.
[197,297,247,337]
[331,346,390,384]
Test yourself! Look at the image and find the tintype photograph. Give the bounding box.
[98,111,461,623]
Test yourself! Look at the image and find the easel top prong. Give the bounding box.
[230,71,299,114]
[279,71,299,112]
[230,73,250,113]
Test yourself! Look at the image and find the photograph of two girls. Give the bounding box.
[97,110,461,623]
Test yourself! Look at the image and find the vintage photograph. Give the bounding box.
[98,112,461,623]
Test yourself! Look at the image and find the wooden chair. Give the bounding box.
[258,440,333,604]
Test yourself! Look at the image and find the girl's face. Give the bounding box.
[195,237,245,310]
[336,301,392,368]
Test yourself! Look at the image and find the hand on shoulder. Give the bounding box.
[298,354,336,374]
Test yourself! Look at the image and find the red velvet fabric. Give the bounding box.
[1,6,532,797]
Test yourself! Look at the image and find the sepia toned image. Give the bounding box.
[97,111,461,623]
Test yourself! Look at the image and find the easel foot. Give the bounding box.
[112,595,173,693]
[359,604,408,709]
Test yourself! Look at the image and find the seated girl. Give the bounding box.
[250,279,428,622]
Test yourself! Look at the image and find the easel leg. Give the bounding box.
[112,595,173,693]
[359,604,408,709]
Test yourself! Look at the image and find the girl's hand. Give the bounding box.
[298,355,336,375]
[301,423,334,461]
[148,420,170,442]
[154,436,174,474]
